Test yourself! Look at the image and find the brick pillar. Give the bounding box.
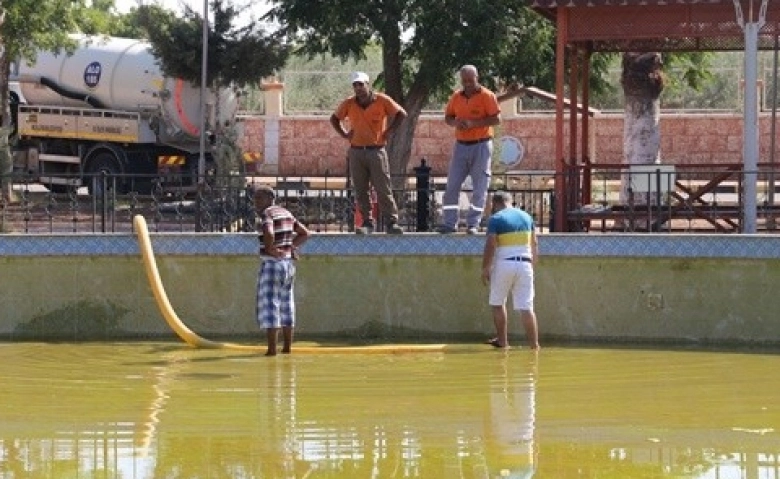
[262,81,284,117]
[260,81,284,174]
[500,96,518,119]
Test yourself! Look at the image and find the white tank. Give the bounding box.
[15,35,238,140]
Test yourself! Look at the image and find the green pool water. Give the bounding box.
[1,343,779,478]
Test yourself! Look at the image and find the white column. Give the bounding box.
[743,22,760,233]
[499,96,518,119]
[735,0,768,233]
[263,118,280,174]
[261,81,283,174]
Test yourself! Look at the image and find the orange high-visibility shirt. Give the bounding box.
[445,87,501,142]
[334,92,403,147]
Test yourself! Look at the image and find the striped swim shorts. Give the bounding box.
[256,258,296,329]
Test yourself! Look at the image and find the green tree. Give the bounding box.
[0,0,84,200]
[72,0,172,39]
[138,0,289,89]
[110,4,179,39]
[74,0,121,36]
[268,0,557,179]
[136,0,289,182]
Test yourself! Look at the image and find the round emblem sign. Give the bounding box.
[497,136,525,169]
[84,62,102,89]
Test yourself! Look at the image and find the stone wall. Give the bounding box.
[239,112,779,176]
[3,234,780,345]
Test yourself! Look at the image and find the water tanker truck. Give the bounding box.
[9,35,239,193]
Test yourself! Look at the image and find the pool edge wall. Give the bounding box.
[1,234,778,345]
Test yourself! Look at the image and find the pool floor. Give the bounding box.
[1,343,779,478]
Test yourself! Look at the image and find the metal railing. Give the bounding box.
[568,163,780,233]
[0,164,554,234]
[8,162,780,235]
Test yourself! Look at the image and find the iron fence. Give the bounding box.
[9,163,780,235]
[0,167,554,235]
[568,163,780,233]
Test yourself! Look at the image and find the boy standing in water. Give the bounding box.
[252,184,310,356]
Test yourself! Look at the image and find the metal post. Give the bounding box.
[655,168,662,232]
[553,8,569,232]
[768,34,779,229]
[194,0,209,232]
[198,0,209,183]
[734,0,768,233]
[581,47,592,208]
[414,159,431,232]
[100,171,107,233]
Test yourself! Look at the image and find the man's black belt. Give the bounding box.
[457,137,492,145]
[350,145,384,150]
[504,256,532,263]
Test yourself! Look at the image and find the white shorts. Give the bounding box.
[489,259,534,311]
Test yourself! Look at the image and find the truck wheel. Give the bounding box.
[86,152,125,197]
[48,184,74,195]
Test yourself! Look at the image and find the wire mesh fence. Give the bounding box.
[0,170,554,235]
[239,58,780,115]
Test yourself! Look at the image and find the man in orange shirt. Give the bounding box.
[439,65,501,234]
[330,71,407,234]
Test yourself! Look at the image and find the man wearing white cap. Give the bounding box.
[330,71,407,234]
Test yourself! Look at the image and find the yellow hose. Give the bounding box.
[133,215,447,354]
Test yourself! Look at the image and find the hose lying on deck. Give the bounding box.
[133,215,447,354]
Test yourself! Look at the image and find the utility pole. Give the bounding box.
[198,0,209,184]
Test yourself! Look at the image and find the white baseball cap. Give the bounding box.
[350,71,370,84]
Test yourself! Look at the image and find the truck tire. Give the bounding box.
[86,151,125,197]
[48,184,75,195]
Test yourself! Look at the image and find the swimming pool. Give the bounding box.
[1,343,778,478]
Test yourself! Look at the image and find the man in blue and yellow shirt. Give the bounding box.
[481,191,539,350]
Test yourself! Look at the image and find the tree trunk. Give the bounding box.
[0,43,14,202]
[378,24,435,188]
[623,94,661,169]
[381,24,403,102]
[386,84,429,189]
[620,52,664,210]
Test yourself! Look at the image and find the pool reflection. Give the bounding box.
[249,352,537,478]
[1,344,779,478]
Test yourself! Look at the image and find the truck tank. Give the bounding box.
[14,35,238,142]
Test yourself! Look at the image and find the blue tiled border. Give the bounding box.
[1,233,780,259]
[540,234,780,259]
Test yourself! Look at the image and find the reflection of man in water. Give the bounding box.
[487,353,537,478]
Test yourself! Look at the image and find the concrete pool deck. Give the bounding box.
[1,233,779,346]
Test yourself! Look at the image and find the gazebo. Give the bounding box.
[527,0,780,232]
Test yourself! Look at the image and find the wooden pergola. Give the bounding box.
[528,0,780,232]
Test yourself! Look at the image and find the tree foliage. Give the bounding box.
[1,0,83,126]
[0,0,84,198]
[109,4,178,39]
[268,0,558,175]
[269,0,556,95]
[0,0,82,67]
[74,0,122,36]
[136,0,289,88]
